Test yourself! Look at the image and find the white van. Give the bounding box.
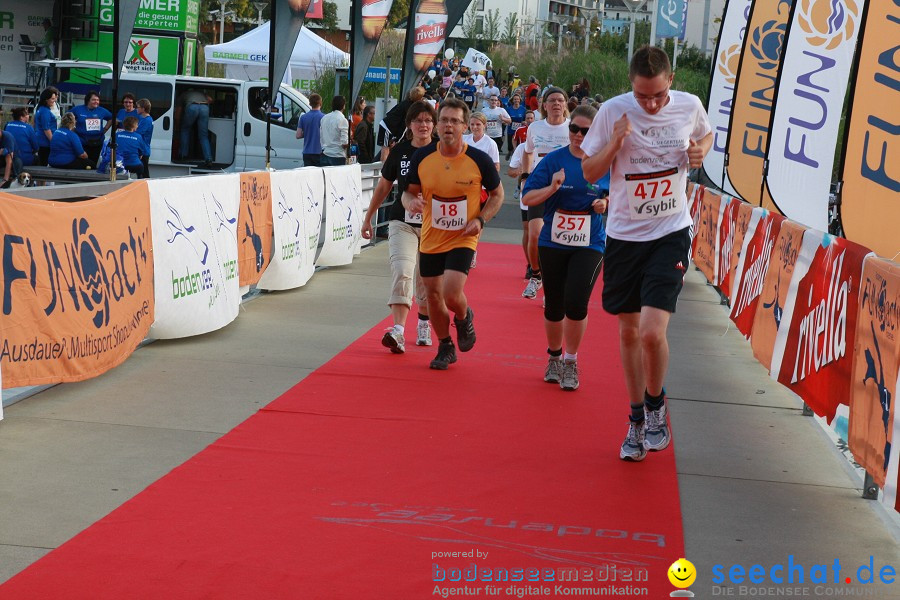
[95,73,313,175]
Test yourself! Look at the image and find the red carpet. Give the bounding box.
[0,243,684,599]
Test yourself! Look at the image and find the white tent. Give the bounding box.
[204,24,349,93]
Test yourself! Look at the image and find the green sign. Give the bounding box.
[70,32,182,82]
[97,0,199,34]
[182,37,196,76]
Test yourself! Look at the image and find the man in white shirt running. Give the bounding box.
[581,45,712,463]
[521,87,570,300]
[482,95,511,155]
[481,77,500,110]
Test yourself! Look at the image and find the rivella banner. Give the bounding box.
[725,0,794,206]
[317,164,364,268]
[850,255,900,491]
[763,0,863,232]
[838,1,900,260]
[770,230,872,423]
[349,0,396,117]
[0,184,154,388]
[703,0,753,196]
[730,208,785,338]
[257,168,325,291]
[399,0,472,99]
[147,174,241,339]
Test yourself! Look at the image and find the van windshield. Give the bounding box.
[248,86,306,130]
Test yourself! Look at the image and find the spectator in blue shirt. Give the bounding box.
[135,98,154,177]
[116,116,149,178]
[115,93,138,129]
[5,107,40,166]
[0,130,18,187]
[49,113,90,170]
[72,90,113,164]
[295,92,325,167]
[34,86,59,166]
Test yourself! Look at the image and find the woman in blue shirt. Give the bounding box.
[135,98,154,177]
[34,86,59,166]
[5,107,40,166]
[71,90,112,164]
[505,94,526,159]
[522,104,610,391]
[116,116,149,177]
[49,113,90,169]
[115,93,138,129]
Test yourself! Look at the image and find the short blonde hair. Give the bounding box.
[60,112,77,130]
[469,111,487,126]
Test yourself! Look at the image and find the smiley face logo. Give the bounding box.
[668,558,697,588]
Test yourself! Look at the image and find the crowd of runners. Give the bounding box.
[361,46,713,462]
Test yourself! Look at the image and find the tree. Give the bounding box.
[388,0,411,29]
[502,12,519,45]
[319,0,339,33]
[461,3,481,48]
[482,8,502,46]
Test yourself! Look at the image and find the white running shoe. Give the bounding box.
[522,277,542,299]
[381,327,405,354]
[416,320,432,346]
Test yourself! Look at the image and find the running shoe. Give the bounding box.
[454,307,476,352]
[381,327,405,354]
[619,419,648,462]
[522,277,542,299]
[560,359,579,391]
[416,321,432,346]
[544,357,562,384]
[429,339,457,370]
[643,398,670,451]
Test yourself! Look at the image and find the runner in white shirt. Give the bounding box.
[521,87,571,300]
[472,72,488,100]
[580,46,712,462]
[481,77,500,109]
[481,95,511,156]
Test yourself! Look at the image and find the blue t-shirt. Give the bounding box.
[523,145,610,253]
[115,130,148,167]
[5,121,39,165]
[72,104,113,143]
[116,108,139,125]
[34,106,57,148]
[49,128,86,167]
[136,114,154,157]
[0,130,15,158]
[297,109,324,155]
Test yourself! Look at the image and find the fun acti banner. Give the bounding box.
[763,0,863,231]
[399,0,472,99]
[317,164,364,268]
[349,0,396,120]
[147,174,242,339]
[849,255,900,491]
[238,172,273,287]
[0,184,154,388]
[725,200,755,303]
[749,219,806,372]
[692,188,726,284]
[257,168,325,291]
[703,0,753,197]
[725,0,794,206]
[837,1,900,260]
[770,230,872,422]
[730,208,785,338]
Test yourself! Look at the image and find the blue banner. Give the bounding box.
[361,67,402,84]
[656,0,686,39]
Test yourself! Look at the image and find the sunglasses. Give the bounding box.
[568,123,590,135]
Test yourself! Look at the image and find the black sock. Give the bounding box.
[531,270,542,280]
[440,336,453,345]
[630,402,644,422]
[418,313,429,321]
[547,348,562,358]
[644,389,666,410]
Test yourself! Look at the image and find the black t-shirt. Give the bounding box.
[382,138,423,227]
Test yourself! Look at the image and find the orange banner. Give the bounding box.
[692,188,723,283]
[725,0,793,206]
[689,183,703,257]
[839,1,900,259]
[849,256,900,487]
[727,201,755,302]
[773,234,871,422]
[731,210,785,337]
[0,183,155,388]
[715,196,740,297]
[238,172,273,287]
[750,220,806,372]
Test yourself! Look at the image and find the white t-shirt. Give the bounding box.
[462,133,500,166]
[473,74,488,95]
[320,110,349,158]
[482,106,510,139]
[581,90,712,242]
[524,118,570,172]
[509,143,528,210]
[481,85,500,107]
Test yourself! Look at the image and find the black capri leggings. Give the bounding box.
[538,246,604,322]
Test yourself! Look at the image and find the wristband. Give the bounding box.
[476,216,486,228]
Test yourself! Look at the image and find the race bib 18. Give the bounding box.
[431,195,467,230]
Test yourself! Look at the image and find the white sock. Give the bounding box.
[418,319,429,328]
[394,324,405,335]
[564,352,577,362]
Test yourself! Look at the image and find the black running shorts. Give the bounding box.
[419,247,476,278]
[601,226,691,314]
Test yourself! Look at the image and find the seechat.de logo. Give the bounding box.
[717,43,741,85]
[668,558,697,597]
[796,0,861,50]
